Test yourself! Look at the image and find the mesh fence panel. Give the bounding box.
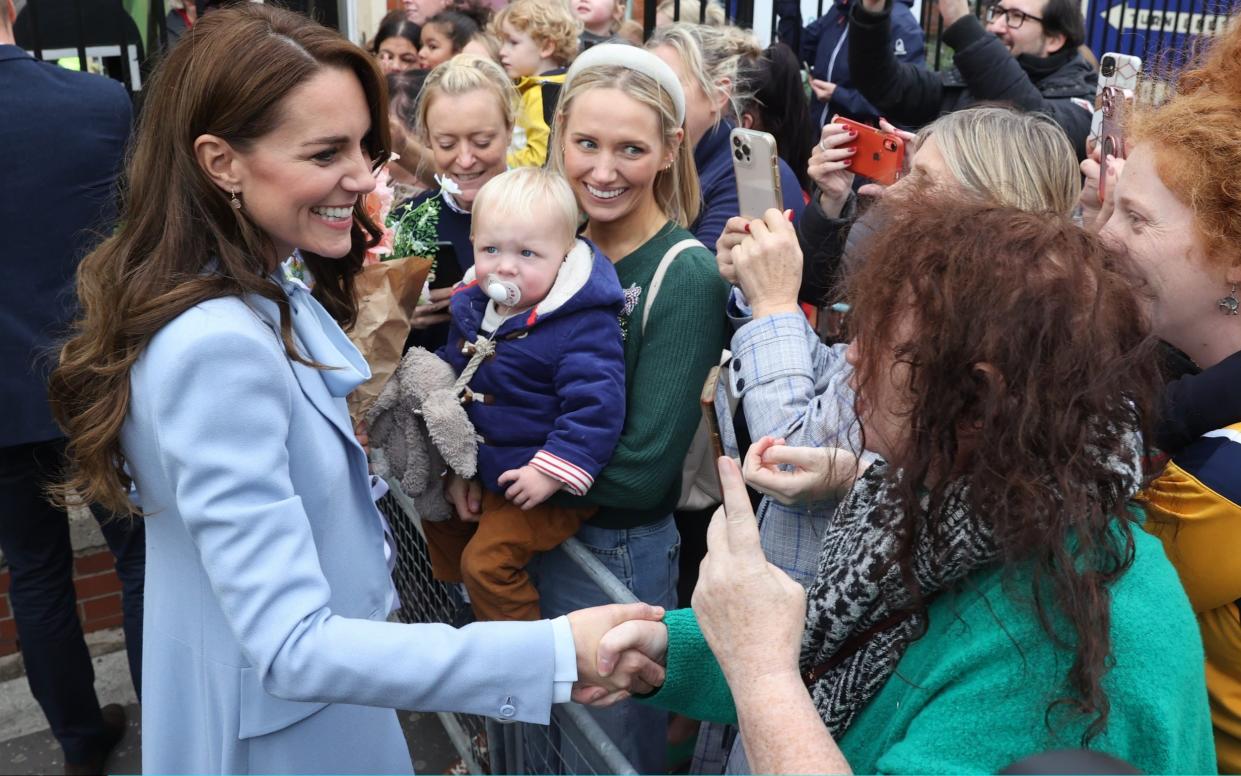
[377,488,637,775]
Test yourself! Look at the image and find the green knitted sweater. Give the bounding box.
[556,221,729,528]
[643,526,1217,774]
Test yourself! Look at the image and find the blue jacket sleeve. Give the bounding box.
[694,169,737,253]
[892,2,927,65]
[829,85,881,122]
[798,12,830,67]
[831,2,925,120]
[776,0,806,56]
[532,310,627,495]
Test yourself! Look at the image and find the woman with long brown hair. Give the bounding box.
[569,198,1217,773]
[47,6,659,773]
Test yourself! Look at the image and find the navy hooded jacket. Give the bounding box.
[778,0,926,125]
[436,239,626,497]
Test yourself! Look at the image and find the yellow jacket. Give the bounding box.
[507,69,566,169]
[1140,421,1241,774]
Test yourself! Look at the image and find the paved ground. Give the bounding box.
[0,630,461,775]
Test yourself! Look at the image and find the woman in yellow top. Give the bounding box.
[1099,15,1241,771]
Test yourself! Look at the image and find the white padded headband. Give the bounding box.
[562,43,687,127]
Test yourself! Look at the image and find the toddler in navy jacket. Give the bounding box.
[423,167,626,621]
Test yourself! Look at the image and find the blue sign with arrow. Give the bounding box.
[1084,0,1238,66]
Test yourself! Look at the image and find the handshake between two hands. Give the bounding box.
[565,602,670,708]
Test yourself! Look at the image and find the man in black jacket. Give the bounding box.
[848,0,1096,158]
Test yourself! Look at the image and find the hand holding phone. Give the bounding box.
[831,117,905,186]
[730,128,784,219]
[1093,53,1141,202]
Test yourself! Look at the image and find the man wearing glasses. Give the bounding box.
[847,0,1096,158]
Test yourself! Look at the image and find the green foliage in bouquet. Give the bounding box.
[386,196,442,261]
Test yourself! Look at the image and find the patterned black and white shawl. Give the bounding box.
[797,461,992,736]
[799,438,1143,737]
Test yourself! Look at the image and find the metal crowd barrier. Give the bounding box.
[375,481,639,776]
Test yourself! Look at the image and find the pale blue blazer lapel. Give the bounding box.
[246,276,371,449]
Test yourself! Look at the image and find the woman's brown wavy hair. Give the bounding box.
[47,4,390,516]
[846,196,1161,743]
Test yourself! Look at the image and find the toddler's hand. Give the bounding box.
[498,465,563,510]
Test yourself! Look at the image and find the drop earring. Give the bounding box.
[229,189,243,211]
[1219,284,1239,316]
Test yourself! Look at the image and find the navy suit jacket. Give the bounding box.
[0,44,131,446]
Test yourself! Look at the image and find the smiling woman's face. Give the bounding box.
[226,67,377,264]
[1101,144,1217,350]
[424,87,510,209]
[560,87,675,227]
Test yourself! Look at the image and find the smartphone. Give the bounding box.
[1092,53,1141,202]
[700,365,725,462]
[832,117,905,186]
[730,128,783,219]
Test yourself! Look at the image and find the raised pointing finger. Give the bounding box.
[717,456,762,556]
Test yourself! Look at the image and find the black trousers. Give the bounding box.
[0,439,144,763]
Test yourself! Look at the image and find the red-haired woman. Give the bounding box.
[1096,16,1241,772]
[569,199,1217,774]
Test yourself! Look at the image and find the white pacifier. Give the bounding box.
[484,276,522,307]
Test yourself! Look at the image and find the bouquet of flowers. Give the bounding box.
[345,162,437,422]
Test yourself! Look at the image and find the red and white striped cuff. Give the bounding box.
[529,451,593,496]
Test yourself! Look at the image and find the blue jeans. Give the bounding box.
[527,516,681,775]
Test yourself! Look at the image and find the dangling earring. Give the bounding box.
[229,189,243,211]
[1219,284,1239,316]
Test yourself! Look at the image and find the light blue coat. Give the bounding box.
[121,275,563,774]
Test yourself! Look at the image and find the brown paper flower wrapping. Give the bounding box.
[345,255,433,423]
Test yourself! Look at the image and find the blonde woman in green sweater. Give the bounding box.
[570,201,1217,774]
[510,44,728,773]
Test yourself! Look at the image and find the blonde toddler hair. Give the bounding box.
[471,166,580,247]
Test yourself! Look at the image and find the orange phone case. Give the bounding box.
[832,117,905,186]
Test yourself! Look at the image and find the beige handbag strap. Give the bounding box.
[641,238,704,335]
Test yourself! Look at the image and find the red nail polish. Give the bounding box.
[843,159,851,165]
[743,223,751,232]
[849,130,857,136]
[786,210,795,221]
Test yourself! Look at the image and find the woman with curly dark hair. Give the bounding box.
[568,198,1217,774]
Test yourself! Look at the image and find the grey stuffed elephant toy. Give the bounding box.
[367,347,478,522]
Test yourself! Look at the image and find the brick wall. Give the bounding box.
[0,549,124,658]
